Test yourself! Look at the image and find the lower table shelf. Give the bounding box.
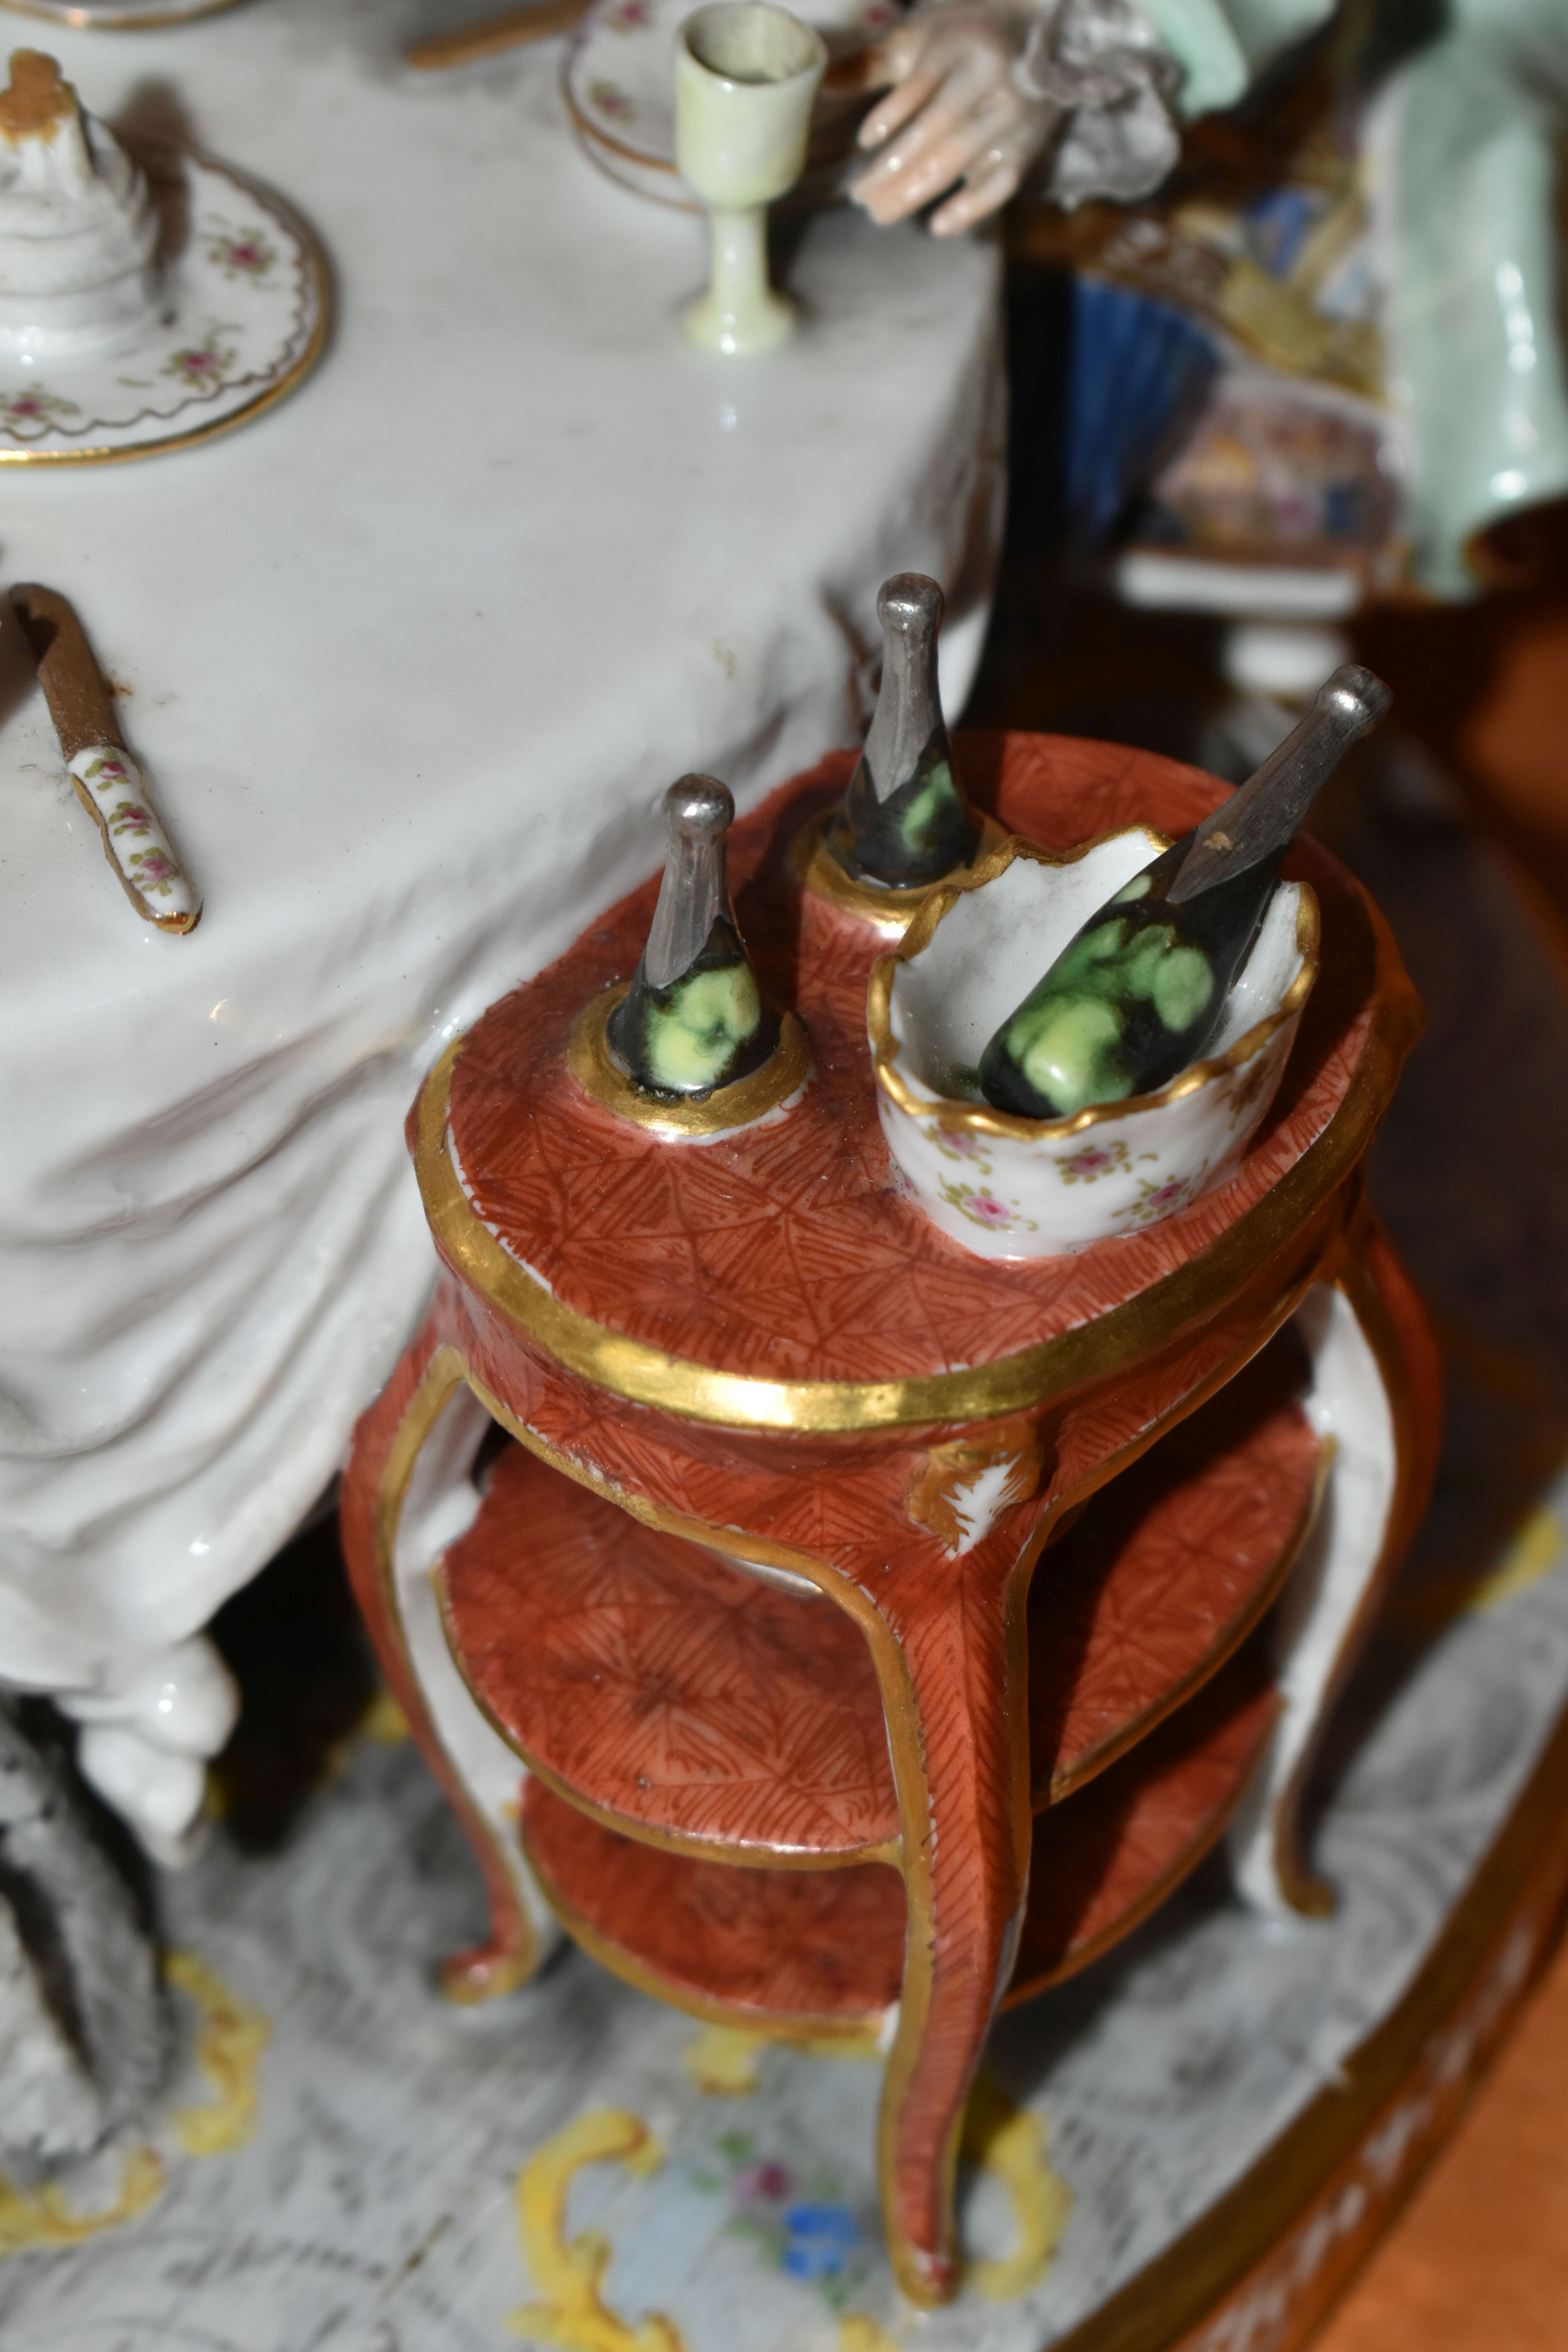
[440,1330,1319,1867]
[519,1641,1279,2035]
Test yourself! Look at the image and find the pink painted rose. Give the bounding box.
[965,1193,1011,1226]
[735,2161,794,2203]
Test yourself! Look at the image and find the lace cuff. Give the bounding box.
[1013,0,1183,207]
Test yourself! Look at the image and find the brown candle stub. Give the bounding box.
[405,0,593,69]
[12,582,201,936]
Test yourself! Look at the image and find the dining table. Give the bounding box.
[0,0,1004,1850]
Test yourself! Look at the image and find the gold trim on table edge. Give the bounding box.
[433,1553,901,1874]
[519,1810,898,2044]
[401,1303,1322,1894]
[1007,1684,1283,2007]
[792,806,1012,938]
[566,985,813,1138]
[414,885,1420,1432]
[1035,1432,1332,1808]
[868,832,1322,1143]
[0,157,330,467]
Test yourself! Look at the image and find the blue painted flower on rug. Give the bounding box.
[778,2200,860,2280]
[690,2130,869,2310]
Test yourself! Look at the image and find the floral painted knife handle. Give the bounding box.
[12,583,201,936]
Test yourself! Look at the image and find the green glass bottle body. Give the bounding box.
[606,775,779,1100]
[606,911,777,1098]
[976,666,1392,1123]
[977,842,1282,1121]
[824,572,981,891]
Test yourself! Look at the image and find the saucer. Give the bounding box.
[0,139,327,465]
[563,0,894,211]
[0,0,244,27]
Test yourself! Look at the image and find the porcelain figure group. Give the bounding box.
[0,0,1527,2311]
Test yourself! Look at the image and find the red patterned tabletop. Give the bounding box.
[442,733,1399,1396]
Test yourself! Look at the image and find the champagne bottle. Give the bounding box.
[825,573,982,889]
[978,666,1390,1121]
[607,774,779,1098]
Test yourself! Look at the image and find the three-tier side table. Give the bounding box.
[340,730,1439,2306]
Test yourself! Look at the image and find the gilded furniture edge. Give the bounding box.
[793,804,1012,936]
[518,1807,901,2043]
[867,842,1321,1143]
[566,985,813,1137]
[413,884,1418,1433]
[1038,1432,1333,1808]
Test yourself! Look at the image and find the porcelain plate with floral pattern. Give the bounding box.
[563,0,897,210]
[0,0,243,24]
[0,140,327,465]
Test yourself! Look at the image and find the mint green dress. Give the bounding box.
[1133,0,1568,597]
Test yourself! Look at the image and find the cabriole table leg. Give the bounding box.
[1229,1202,1442,1915]
[340,1310,559,2002]
[869,1554,1035,2304]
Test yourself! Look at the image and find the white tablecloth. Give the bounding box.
[0,0,1002,1737]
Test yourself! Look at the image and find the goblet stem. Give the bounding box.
[684,204,795,356]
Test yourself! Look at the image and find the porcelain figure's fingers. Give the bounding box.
[857,10,1012,143]
[854,85,1021,223]
[929,154,1022,234]
[865,20,930,85]
[853,64,997,201]
[857,60,948,148]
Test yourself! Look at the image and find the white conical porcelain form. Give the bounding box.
[0,50,164,361]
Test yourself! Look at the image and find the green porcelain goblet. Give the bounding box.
[674,1,826,356]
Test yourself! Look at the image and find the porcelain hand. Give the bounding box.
[848,7,1053,237]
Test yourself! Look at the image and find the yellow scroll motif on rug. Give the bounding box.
[510,2109,686,2352]
[960,2071,1071,2302]
[1468,1506,1565,1613]
[683,2023,880,2096]
[0,2146,164,2258]
[0,1947,267,2260]
[165,1949,271,2156]
[683,2024,770,2096]
[837,2319,900,2352]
